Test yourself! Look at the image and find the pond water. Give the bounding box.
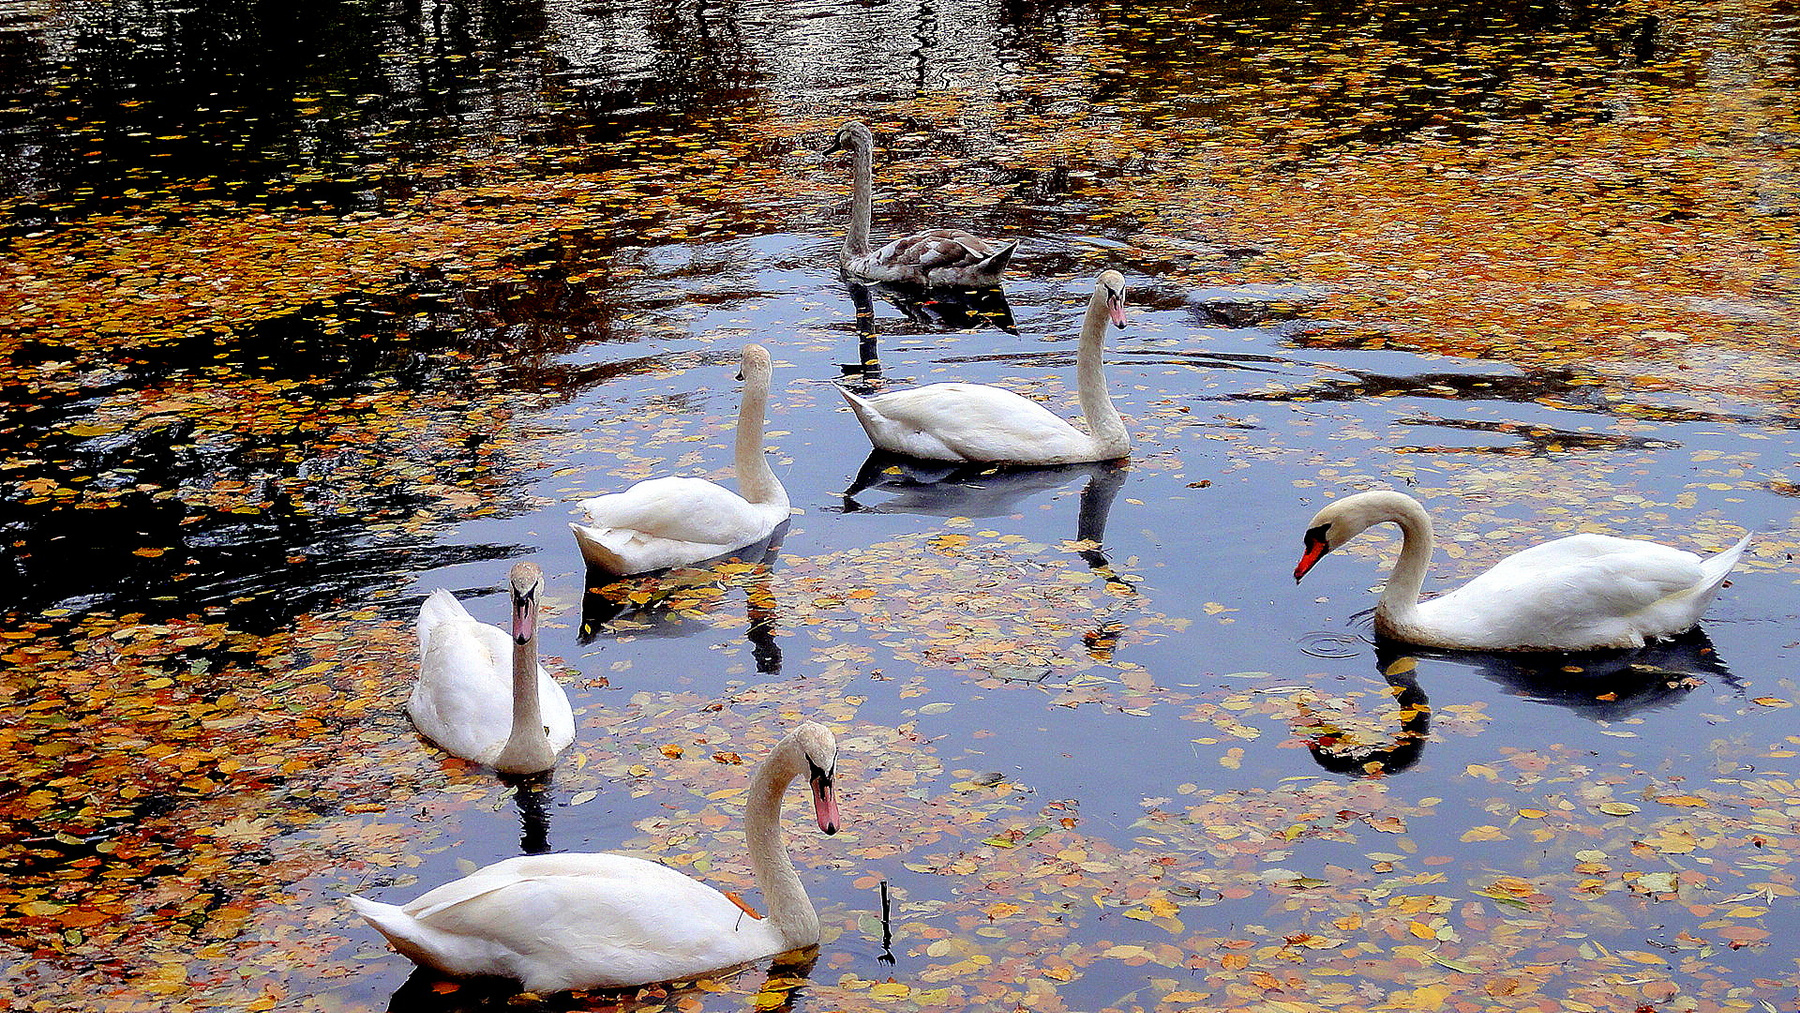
[3,1,1799,1011]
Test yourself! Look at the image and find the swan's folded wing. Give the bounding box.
[877,229,1007,270]
[417,589,476,656]
[1439,534,1709,639]
[410,620,513,762]
[577,477,771,546]
[862,383,1092,461]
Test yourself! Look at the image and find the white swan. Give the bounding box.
[838,270,1132,465]
[826,121,1017,287]
[409,562,576,775]
[1293,490,1751,651]
[350,722,842,992]
[571,344,789,576]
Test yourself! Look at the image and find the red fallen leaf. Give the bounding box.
[430,981,460,994]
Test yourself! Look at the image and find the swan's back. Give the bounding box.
[572,476,788,575]
[354,853,786,992]
[841,383,1097,464]
[1418,532,1750,650]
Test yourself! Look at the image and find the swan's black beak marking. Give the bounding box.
[736,368,746,381]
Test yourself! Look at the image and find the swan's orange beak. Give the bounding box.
[1294,527,1330,583]
[810,768,840,835]
[1109,297,1127,329]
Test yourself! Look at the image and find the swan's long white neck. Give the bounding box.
[1076,290,1129,456]
[493,622,554,774]
[744,742,818,948]
[845,141,874,259]
[1370,494,1435,631]
[734,368,785,508]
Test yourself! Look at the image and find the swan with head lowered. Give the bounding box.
[571,344,789,576]
[1294,490,1751,652]
[838,270,1131,465]
[410,562,576,776]
[350,722,842,993]
[826,121,1017,287]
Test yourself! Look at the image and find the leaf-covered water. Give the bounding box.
[3,0,1799,1010]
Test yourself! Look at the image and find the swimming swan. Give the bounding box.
[826,121,1017,287]
[1293,490,1751,651]
[571,344,789,576]
[350,722,842,992]
[409,562,576,775]
[838,270,1131,465]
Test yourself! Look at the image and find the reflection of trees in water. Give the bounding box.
[1301,631,1738,778]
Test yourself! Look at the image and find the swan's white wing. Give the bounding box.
[417,589,475,656]
[410,617,573,762]
[1423,534,1716,648]
[577,477,774,548]
[410,618,513,763]
[845,383,1095,464]
[391,853,784,991]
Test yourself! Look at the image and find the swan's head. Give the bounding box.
[1096,270,1128,328]
[509,561,544,644]
[824,121,874,156]
[1294,490,1419,582]
[737,343,773,383]
[781,721,840,835]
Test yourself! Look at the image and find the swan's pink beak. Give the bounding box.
[1294,528,1330,583]
[512,592,537,644]
[810,770,840,835]
[1109,299,1127,328]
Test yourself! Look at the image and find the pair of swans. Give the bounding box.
[1296,490,1750,652]
[568,271,1133,579]
[354,722,841,992]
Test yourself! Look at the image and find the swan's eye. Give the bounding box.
[1304,524,1331,550]
[808,757,835,784]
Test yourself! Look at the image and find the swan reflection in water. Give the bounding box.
[842,280,1017,378]
[841,455,1135,670]
[578,531,787,677]
[1301,632,1738,778]
[383,951,820,1012]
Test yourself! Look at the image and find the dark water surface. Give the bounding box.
[3,0,1799,1010]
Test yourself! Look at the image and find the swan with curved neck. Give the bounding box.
[826,121,1018,287]
[1294,490,1751,651]
[409,562,576,775]
[571,344,789,576]
[350,722,842,992]
[838,271,1131,465]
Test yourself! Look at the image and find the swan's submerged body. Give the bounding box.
[840,270,1132,466]
[410,568,575,774]
[1295,490,1750,652]
[571,344,789,576]
[828,122,1017,288]
[352,722,842,993]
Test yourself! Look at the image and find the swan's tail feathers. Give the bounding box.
[350,896,440,969]
[570,521,633,577]
[417,589,471,653]
[1698,532,1753,592]
[836,386,884,441]
[975,241,1018,276]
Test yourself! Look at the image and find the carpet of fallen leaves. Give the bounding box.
[3,0,1800,1011]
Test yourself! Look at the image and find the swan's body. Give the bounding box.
[351,723,842,992]
[1294,490,1751,651]
[827,122,1016,287]
[409,564,575,775]
[838,271,1132,465]
[572,344,789,576]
